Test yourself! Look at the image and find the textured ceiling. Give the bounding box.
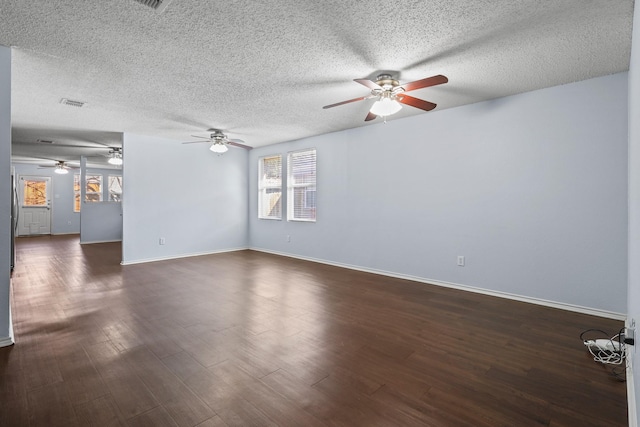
[0,0,635,164]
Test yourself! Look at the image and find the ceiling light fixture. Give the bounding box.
[54,164,68,174]
[370,94,402,117]
[108,150,123,165]
[210,141,228,154]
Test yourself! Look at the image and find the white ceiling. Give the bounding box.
[0,0,635,164]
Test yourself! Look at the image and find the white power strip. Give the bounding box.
[584,338,625,365]
[584,339,623,352]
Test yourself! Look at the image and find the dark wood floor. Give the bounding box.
[0,235,627,426]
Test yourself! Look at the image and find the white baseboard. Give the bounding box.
[627,318,638,427]
[51,232,80,236]
[250,247,626,321]
[80,239,122,245]
[2,288,15,348]
[121,246,249,265]
[0,335,14,348]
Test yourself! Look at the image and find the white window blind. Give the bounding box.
[108,175,123,202]
[258,155,282,219]
[287,148,316,222]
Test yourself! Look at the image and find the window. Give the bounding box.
[258,155,282,219]
[74,174,120,209]
[22,179,47,206]
[85,175,103,202]
[73,174,81,212]
[108,175,123,202]
[287,148,316,222]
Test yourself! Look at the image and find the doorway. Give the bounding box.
[17,175,52,236]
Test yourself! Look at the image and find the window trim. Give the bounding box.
[258,154,283,220]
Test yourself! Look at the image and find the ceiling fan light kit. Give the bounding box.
[209,141,229,154]
[54,164,69,174]
[108,149,123,165]
[324,73,448,121]
[370,97,402,117]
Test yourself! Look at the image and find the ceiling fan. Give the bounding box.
[37,160,79,175]
[323,73,448,121]
[182,129,251,154]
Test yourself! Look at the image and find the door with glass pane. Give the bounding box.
[17,175,52,236]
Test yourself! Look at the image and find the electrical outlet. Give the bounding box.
[286,235,291,243]
[457,256,465,266]
[625,326,635,346]
[159,237,165,245]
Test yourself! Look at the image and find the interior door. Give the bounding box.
[17,175,52,236]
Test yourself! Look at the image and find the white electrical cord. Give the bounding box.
[583,334,626,365]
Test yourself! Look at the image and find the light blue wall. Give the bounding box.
[79,201,122,244]
[121,133,249,264]
[628,1,640,423]
[0,45,12,345]
[249,73,628,315]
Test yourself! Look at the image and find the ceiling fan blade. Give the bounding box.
[364,112,377,121]
[227,138,245,144]
[354,79,382,90]
[26,142,108,149]
[323,95,371,109]
[227,141,252,150]
[397,95,437,111]
[190,135,211,139]
[400,75,448,92]
[181,140,209,144]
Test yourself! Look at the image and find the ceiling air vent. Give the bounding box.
[36,139,54,144]
[133,0,173,12]
[60,98,86,108]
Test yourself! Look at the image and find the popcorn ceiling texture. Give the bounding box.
[0,0,634,160]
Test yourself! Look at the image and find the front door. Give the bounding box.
[17,175,51,236]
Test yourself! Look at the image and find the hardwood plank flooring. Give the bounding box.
[2,235,627,426]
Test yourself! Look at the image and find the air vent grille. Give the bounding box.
[36,139,54,144]
[135,0,162,8]
[60,98,86,108]
[133,0,173,12]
